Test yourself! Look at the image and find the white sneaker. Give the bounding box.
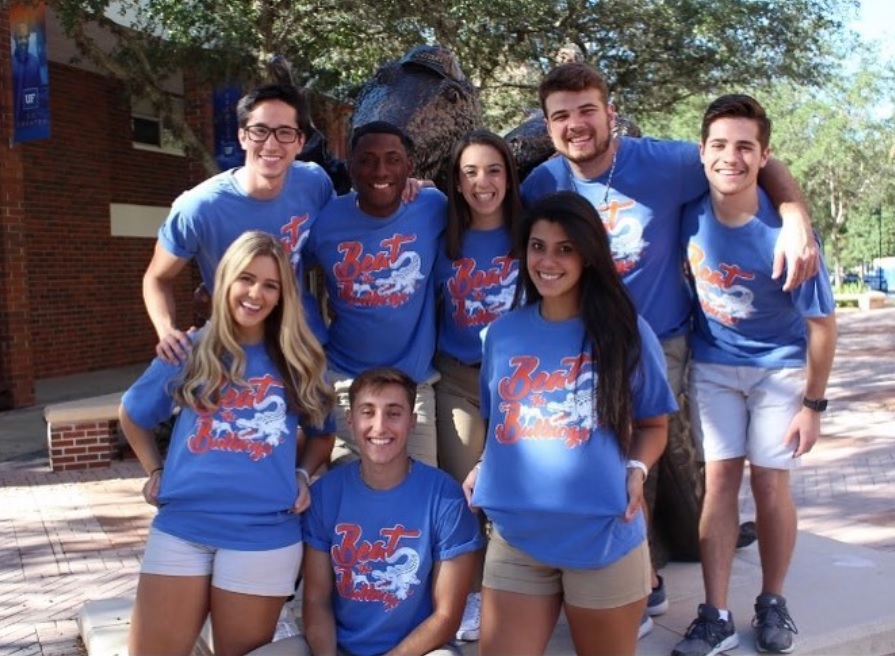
[456,591,482,641]
[638,611,654,640]
[273,603,300,642]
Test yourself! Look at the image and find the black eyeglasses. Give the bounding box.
[244,124,302,144]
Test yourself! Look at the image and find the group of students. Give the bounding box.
[119,60,836,656]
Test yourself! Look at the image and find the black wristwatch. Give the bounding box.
[803,397,828,412]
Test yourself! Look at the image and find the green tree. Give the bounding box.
[767,55,895,278]
[46,0,857,172]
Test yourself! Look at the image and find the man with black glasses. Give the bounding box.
[143,83,334,364]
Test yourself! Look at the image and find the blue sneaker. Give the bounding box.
[647,574,669,616]
[672,604,738,656]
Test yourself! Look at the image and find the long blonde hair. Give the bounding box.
[174,231,334,427]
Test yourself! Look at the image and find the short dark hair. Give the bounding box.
[444,129,523,260]
[538,62,611,117]
[236,83,311,136]
[701,94,772,149]
[350,121,414,156]
[348,367,417,410]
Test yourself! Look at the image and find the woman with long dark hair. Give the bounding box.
[463,191,676,655]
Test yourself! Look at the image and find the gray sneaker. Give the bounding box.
[647,574,669,616]
[752,593,798,653]
[672,604,739,656]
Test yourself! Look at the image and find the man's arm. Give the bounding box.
[783,313,837,457]
[758,159,819,291]
[384,552,476,656]
[302,546,338,656]
[142,241,191,363]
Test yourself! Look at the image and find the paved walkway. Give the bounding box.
[1,306,893,655]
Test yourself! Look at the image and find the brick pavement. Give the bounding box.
[0,307,893,656]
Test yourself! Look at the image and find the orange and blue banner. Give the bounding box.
[9,1,51,144]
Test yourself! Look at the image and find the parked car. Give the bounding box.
[864,273,889,293]
[842,272,861,284]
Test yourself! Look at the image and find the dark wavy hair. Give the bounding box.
[701,93,772,149]
[514,191,641,452]
[236,83,311,137]
[444,129,524,260]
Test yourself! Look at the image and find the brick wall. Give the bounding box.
[21,63,202,379]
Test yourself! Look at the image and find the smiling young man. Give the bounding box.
[249,367,484,656]
[306,121,447,467]
[520,62,822,635]
[143,83,334,365]
[672,95,836,656]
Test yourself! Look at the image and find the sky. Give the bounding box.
[853,0,895,54]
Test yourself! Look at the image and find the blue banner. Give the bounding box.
[213,84,244,170]
[10,2,51,144]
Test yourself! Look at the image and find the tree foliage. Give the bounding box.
[47,0,857,172]
[640,41,895,277]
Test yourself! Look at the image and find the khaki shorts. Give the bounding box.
[482,527,650,609]
[434,354,485,483]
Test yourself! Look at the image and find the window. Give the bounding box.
[131,94,185,154]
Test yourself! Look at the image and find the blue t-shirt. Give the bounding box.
[471,304,677,568]
[303,461,484,656]
[307,188,447,382]
[122,340,334,550]
[434,226,519,365]
[521,138,706,341]
[158,161,334,341]
[682,190,835,368]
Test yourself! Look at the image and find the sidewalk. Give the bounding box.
[1,306,894,655]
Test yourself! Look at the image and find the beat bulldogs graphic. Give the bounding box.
[333,234,424,307]
[280,214,312,269]
[447,255,518,328]
[600,199,644,275]
[495,354,596,448]
[688,243,756,325]
[332,523,423,611]
[188,374,288,461]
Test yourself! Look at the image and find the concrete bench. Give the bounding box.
[78,597,213,656]
[835,291,887,310]
[44,392,125,471]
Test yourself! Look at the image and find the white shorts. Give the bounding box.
[140,527,302,597]
[689,362,804,470]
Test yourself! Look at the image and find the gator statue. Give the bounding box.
[351,45,484,189]
[268,48,753,564]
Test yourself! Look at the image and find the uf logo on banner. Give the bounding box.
[21,87,39,110]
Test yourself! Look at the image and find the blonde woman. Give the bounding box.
[120,231,335,656]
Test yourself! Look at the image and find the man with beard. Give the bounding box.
[520,62,819,638]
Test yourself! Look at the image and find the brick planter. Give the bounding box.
[44,393,124,471]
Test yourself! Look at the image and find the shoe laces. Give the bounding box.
[684,614,729,644]
[461,593,481,624]
[752,603,798,635]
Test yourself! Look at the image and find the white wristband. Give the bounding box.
[296,467,311,485]
[626,459,648,480]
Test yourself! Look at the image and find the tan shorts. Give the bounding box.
[482,527,650,609]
